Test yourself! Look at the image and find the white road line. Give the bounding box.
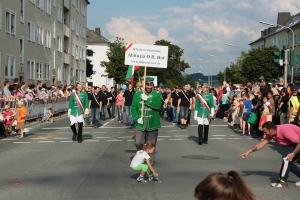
[95,137,111,139]
[42,127,69,129]
[37,141,55,143]
[161,125,176,128]
[102,122,109,127]
[118,136,132,138]
[170,138,184,140]
[157,139,165,141]
[158,136,171,138]
[165,130,177,132]
[94,132,108,133]
[105,140,122,142]
[60,141,73,143]
[175,135,190,137]
[247,138,254,139]
[230,135,236,136]
[127,139,134,141]
[36,133,49,135]
[53,138,69,140]
[211,135,227,136]
[13,142,31,144]
[229,138,242,139]
[210,138,225,139]
[3,138,19,141]
[31,138,47,140]
[111,132,123,134]
[84,140,100,142]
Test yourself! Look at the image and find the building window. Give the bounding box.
[45,0,51,15]
[75,20,79,35]
[45,30,51,48]
[82,26,85,38]
[76,0,80,11]
[295,34,297,47]
[299,34,300,46]
[82,48,85,60]
[71,43,74,56]
[57,36,62,52]
[6,9,16,35]
[75,45,78,60]
[20,0,24,23]
[37,0,44,10]
[57,6,63,23]
[0,5,2,31]
[79,23,81,36]
[37,25,44,45]
[53,18,56,38]
[5,55,15,78]
[71,17,74,31]
[20,37,24,64]
[27,60,35,80]
[79,47,81,59]
[53,0,56,7]
[44,63,50,80]
[63,66,67,82]
[72,0,75,6]
[36,61,43,80]
[57,65,62,81]
[28,21,35,42]
[82,4,86,16]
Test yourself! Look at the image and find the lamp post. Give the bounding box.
[225,43,247,50]
[207,54,227,82]
[197,58,212,86]
[259,21,295,83]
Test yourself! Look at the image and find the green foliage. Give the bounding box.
[216,47,283,84]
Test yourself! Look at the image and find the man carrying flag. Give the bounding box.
[68,82,89,143]
[194,83,215,145]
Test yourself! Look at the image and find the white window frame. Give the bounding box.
[79,47,82,59]
[20,0,24,23]
[57,6,62,23]
[0,5,2,31]
[53,18,56,38]
[72,0,75,6]
[45,29,51,48]
[57,36,62,52]
[82,4,86,16]
[27,60,35,80]
[44,63,50,80]
[75,21,79,35]
[6,9,16,35]
[71,43,74,56]
[38,0,44,10]
[63,66,67,82]
[57,65,62,81]
[20,37,24,64]
[79,23,81,36]
[37,25,44,45]
[28,20,35,42]
[45,0,51,15]
[82,26,85,38]
[75,45,78,60]
[36,61,43,80]
[5,55,15,78]
[53,0,56,7]
[71,17,74,31]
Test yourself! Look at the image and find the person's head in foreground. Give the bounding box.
[194,170,257,200]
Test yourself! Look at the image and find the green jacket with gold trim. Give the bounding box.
[131,90,162,131]
[69,91,89,116]
[195,91,215,117]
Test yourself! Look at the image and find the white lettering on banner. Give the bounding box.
[125,43,169,68]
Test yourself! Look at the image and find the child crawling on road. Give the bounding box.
[130,141,159,183]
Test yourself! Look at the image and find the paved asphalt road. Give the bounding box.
[0,115,299,200]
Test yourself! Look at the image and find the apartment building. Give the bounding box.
[0,0,89,86]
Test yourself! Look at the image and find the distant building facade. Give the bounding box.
[0,0,89,86]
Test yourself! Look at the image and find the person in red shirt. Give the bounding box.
[3,105,14,137]
[240,122,300,188]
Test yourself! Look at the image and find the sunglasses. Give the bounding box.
[145,82,153,86]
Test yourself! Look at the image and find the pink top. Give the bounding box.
[116,94,124,106]
[3,110,14,125]
[266,124,300,146]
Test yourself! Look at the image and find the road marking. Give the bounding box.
[36,133,49,135]
[166,130,177,132]
[129,131,135,133]
[60,141,73,143]
[102,122,109,127]
[175,135,190,137]
[84,140,100,142]
[53,138,69,140]
[118,136,132,138]
[229,138,242,139]
[94,132,108,133]
[211,135,226,136]
[127,139,134,141]
[13,142,31,144]
[105,140,122,142]
[247,138,254,139]
[111,132,123,134]
[42,127,69,129]
[157,139,165,141]
[210,138,225,139]
[170,138,184,140]
[95,137,111,139]
[37,141,55,143]
[3,138,19,140]
[31,138,47,140]
[158,136,171,138]
[161,125,176,128]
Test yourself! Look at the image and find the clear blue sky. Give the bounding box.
[87,0,299,75]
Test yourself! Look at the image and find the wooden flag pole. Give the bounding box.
[141,66,147,119]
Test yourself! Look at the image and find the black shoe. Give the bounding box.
[72,134,77,141]
[78,139,83,143]
[198,141,203,145]
[203,140,208,144]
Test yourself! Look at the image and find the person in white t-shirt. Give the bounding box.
[130,141,159,183]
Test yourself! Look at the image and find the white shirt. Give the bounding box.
[130,150,150,168]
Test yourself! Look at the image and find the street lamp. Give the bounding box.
[225,43,247,50]
[259,20,295,84]
[197,58,212,87]
[207,54,227,82]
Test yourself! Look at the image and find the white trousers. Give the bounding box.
[70,114,84,125]
[197,117,210,125]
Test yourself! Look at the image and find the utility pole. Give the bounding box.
[284,49,290,87]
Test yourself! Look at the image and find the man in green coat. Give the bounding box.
[194,83,215,145]
[68,82,89,143]
[131,77,162,165]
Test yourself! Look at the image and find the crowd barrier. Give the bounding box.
[0,97,69,121]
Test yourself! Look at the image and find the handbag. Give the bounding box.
[247,110,257,125]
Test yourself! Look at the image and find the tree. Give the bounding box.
[100,37,127,83]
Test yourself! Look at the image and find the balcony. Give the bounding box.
[64,52,70,64]
[64,24,70,37]
[64,0,70,10]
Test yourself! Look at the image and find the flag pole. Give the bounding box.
[141,66,147,119]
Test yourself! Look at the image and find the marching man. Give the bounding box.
[131,77,162,165]
[68,82,89,143]
[194,83,215,145]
